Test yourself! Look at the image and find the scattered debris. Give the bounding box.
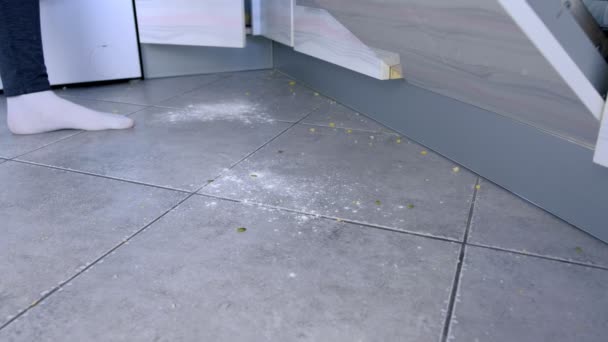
[375,200,382,206]
[314,92,320,96]
[289,81,296,86]
[237,227,247,233]
[207,179,215,183]
[420,150,428,156]
[407,204,415,209]
[396,138,402,144]
[346,129,353,134]
[250,174,258,178]
[475,184,481,190]
[277,150,284,154]
[329,122,336,128]
[245,92,250,96]
[309,128,316,133]
[575,246,583,254]
[452,166,460,173]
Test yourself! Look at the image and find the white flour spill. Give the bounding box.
[165,100,274,124]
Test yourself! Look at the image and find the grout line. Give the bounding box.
[7,105,151,162]
[59,94,152,107]
[59,94,150,108]
[9,159,192,195]
[7,131,85,161]
[10,157,603,273]
[196,190,608,272]
[466,243,608,271]
[197,98,323,192]
[0,191,196,332]
[193,192,462,244]
[442,177,480,342]
[299,122,399,136]
[1,131,227,331]
[153,74,233,104]
[60,73,231,107]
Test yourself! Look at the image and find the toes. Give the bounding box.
[112,116,135,130]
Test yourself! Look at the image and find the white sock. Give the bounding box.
[6,90,134,135]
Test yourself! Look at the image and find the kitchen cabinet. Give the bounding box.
[0,0,141,89]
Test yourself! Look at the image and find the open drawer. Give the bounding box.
[135,0,247,48]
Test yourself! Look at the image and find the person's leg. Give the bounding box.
[0,0,134,134]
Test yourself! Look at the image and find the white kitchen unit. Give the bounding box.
[594,107,608,167]
[0,0,141,90]
[135,0,246,48]
[251,0,295,47]
[250,0,401,80]
[293,5,402,80]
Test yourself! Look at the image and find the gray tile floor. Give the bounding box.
[0,70,606,342]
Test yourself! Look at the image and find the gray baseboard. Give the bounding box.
[273,43,608,244]
[140,36,273,79]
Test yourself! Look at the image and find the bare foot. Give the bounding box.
[6,90,134,135]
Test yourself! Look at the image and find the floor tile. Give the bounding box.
[203,125,477,240]
[469,180,608,267]
[303,101,395,133]
[19,106,291,191]
[450,246,608,342]
[159,74,327,123]
[0,162,186,325]
[0,196,460,342]
[60,74,225,105]
[208,69,294,96]
[0,95,145,159]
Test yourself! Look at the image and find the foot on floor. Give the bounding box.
[6,90,134,135]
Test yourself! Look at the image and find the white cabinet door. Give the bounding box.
[0,0,141,90]
[252,0,294,47]
[135,0,246,48]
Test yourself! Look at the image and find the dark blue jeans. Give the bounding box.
[0,0,51,96]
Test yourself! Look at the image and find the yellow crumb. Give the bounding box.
[289,81,296,86]
[396,138,402,144]
[329,122,336,128]
[420,150,428,155]
[452,166,460,173]
[346,129,353,134]
[309,128,316,133]
[475,184,481,190]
